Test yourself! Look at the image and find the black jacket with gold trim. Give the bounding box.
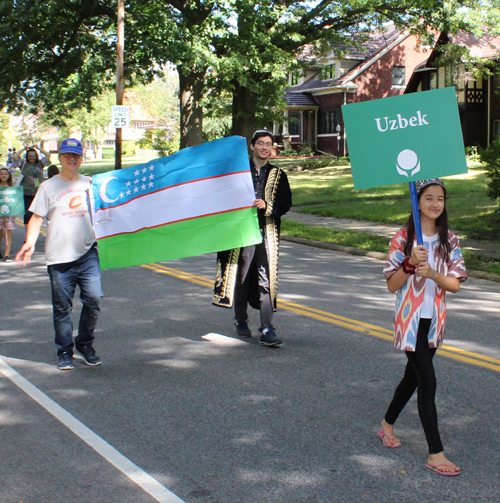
[212,162,292,311]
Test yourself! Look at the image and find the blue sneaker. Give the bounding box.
[258,328,282,347]
[76,344,102,366]
[235,320,252,337]
[58,353,74,370]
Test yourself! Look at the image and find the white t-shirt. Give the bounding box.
[30,174,96,265]
[420,232,438,319]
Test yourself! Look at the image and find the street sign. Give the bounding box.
[111,105,130,129]
[342,87,467,190]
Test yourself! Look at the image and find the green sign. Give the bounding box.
[342,87,467,190]
[0,186,25,216]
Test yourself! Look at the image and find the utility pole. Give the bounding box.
[115,0,124,170]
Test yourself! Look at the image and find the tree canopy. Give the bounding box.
[1,0,496,147]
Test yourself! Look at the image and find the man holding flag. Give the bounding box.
[16,139,103,371]
[213,130,292,346]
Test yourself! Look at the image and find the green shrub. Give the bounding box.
[465,145,481,162]
[279,149,297,157]
[479,140,500,199]
[302,158,333,169]
[122,141,136,155]
[102,147,114,159]
[297,143,314,157]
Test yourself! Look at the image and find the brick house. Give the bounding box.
[280,25,430,156]
[405,31,500,148]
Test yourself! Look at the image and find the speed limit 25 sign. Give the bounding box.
[111,105,130,129]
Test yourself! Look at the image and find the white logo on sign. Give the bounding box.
[396,149,420,178]
[0,204,10,215]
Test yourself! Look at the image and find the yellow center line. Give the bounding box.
[140,263,500,373]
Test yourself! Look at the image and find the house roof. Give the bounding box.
[288,24,407,95]
[285,90,319,107]
[450,30,500,59]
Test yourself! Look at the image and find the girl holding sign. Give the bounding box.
[0,167,17,261]
[379,178,467,477]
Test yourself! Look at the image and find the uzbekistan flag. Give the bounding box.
[92,136,262,270]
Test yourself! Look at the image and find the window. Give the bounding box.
[288,112,300,136]
[493,70,500,96]
[318,110,338,134]
[445,65,458,88]
[493,120,500,140]
[322,64,336,80]
[392,66,405,86]
[429,71,437,90]
[291,72,300,86]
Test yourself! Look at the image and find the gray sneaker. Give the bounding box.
[259,328,282,347]
[58,353,74,370]
[76,344,102,366]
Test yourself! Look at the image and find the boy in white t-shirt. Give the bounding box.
[16,138,103,371]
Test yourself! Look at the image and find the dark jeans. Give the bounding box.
[47,246,102,356]
[234,242,273,330]
[384,318,443,454]
[24,195,35,225]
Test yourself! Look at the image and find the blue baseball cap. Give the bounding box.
[59,138,83,155]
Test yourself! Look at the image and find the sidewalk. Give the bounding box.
[282,210,500,263]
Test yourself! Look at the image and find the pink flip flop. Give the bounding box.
[426,463,461,477]
[378,430,401,448]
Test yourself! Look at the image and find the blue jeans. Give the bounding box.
[48,246,102,356]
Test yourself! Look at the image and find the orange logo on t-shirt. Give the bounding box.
[69,196,83,209]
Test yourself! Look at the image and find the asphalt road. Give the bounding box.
[1,227,500,503]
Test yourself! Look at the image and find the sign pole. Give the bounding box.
[115,0,125,170]
[409,182,423,246]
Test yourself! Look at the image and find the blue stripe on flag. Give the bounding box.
[92,136,250,211]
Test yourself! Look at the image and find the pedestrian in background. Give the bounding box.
[15,139,103,371]
[0,167,17,261]
[47,164,59,179]
[379,178,467,476]
[12,145,51,226]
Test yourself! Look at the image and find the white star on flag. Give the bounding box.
[134,169,140,176]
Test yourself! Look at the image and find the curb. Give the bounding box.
[281,235,500,283]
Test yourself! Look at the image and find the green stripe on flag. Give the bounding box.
[97,207,262,270]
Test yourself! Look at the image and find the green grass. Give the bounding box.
[272,160,499,241]
[281,220,390,253]
[281,220,500,276]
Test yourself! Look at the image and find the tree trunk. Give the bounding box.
[178,66,206,149]
[231,80,258,144]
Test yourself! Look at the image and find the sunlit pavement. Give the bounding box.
[1,225,500,503]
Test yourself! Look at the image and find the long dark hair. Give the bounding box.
[0,167,13,186]
[404,183,450,260]
[25,148,40,164]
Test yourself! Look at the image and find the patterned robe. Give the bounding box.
[212,163,292,311]
[383,228,467,351]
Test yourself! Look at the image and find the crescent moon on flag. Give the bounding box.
[100,176,119,204]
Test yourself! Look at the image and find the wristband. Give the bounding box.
[402,256,416,275]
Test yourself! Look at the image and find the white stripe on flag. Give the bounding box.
[94,172,255,239]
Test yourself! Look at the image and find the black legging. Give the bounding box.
[24,195,35,225]
[384,318,443,454]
